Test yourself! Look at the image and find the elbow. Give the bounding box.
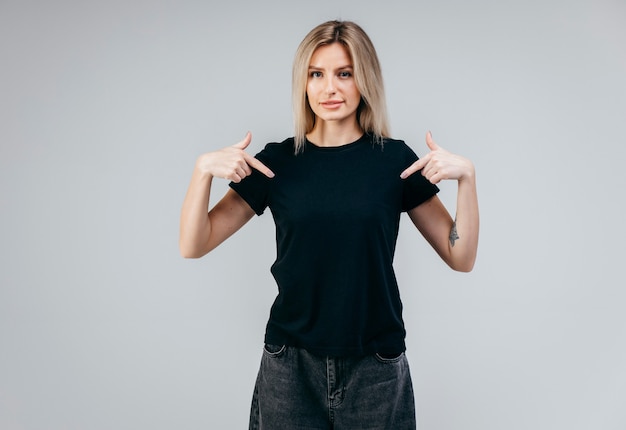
[179,241,208,259]
[447,254,477,273]
[180,250,201,259]
[179,247,199,259]
[452,262,475,273]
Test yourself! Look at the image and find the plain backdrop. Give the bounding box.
[1,0,625,429]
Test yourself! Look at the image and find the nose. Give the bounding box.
[325,76,336,95]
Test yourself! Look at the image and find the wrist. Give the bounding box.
[458,161,476,183]
[195,153,216,179]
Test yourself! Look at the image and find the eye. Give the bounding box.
[310,71,322,78]
[338,70,352,78]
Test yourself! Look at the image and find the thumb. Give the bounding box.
[425,130,440,151]
[232,131,252,150]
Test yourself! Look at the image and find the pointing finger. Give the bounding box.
[244,153,275,178]
[400,157,427,179]
[399,166,414,179]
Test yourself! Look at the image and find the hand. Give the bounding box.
[400,131,474,184]
[196,132,274,183]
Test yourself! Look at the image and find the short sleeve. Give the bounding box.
[400,143,440,211]
[229,150,272,216]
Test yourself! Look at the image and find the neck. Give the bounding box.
[306,120,363,147]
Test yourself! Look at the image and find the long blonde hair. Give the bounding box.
[292,20,390,152]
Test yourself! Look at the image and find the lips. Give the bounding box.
[320,100,343,108]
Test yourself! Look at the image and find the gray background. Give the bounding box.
[1,0,625,429]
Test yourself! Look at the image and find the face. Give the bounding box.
[306,43,361,127]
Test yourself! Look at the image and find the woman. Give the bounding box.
[180,20,478,430]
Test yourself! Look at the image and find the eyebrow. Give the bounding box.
[308,65,353,70]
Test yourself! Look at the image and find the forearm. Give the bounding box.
[179,165,214,258]
[448,171,479,272]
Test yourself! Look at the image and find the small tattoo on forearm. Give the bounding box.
[449,221,459,247]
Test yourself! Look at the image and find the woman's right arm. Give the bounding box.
[179,132,274,258]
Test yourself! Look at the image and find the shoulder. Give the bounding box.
[382,136,405,145]
[256,137,296,161]
[381,136,412,151]
[259,137,295,154]
[379,136,418,159]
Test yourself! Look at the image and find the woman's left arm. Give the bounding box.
[401,132,479,272]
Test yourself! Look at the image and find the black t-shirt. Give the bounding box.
[230,134,439,356]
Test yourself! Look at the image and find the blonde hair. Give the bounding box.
[292,20,390,152]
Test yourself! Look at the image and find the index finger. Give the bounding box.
[400,156,428,179]
[244,153,275,178]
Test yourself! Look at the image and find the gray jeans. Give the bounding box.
[249,344,416,429]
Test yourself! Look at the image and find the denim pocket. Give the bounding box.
[263,343,286,358]
[374,351,404,363]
